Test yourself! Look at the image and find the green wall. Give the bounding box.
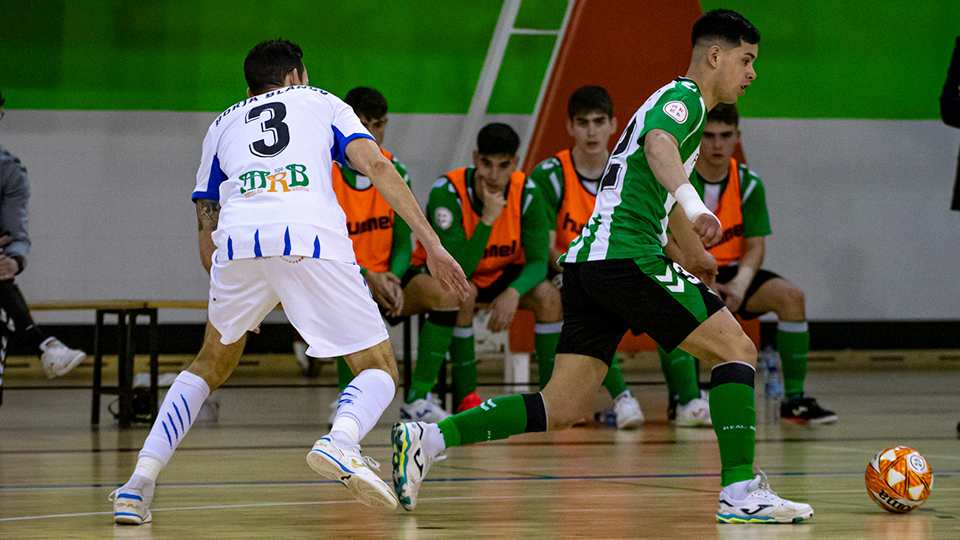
[5,1,956,118]
[701,0,960,119]
[2,0,564,113]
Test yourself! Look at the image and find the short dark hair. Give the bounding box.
[244,39,305,96]
[477,123,520,156]
[345,87,388,119]
[707,103,739,127]
[567,86,613,120]
[691,9,760,48]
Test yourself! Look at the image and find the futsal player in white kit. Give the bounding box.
[110,40,469,524]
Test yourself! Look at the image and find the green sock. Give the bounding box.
[659,346,700,405]
[437,393,546,447]
[602,353,629,398]
[450,327,477,405]
[407,314,456,403]
[336,357,353,392]
[777,321,809,401]
[709,363,757,487]
[534,322,561,389]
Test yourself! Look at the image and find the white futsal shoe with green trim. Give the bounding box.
[717,473,813,524]
[392,422,437,511]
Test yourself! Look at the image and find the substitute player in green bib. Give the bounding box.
[393,10,814,524]
[659,103,836,424]
[529,86,643,429]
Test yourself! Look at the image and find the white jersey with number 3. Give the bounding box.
[193,85,374,262]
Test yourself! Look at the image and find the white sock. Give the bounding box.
[615,390,632,401]
[132,456,164,483]
[420,422,445,457]
[39,336,56,352]
[329,368,395,447]
[722,477,754,500]
[138,370,210,466]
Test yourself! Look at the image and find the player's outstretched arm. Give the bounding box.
[646,129,722,246]
[195,198,220,274]
[345,138,469,300]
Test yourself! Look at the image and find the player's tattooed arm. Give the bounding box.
[195,198,220,274]
[196,198,220,232]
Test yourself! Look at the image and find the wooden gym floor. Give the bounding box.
[0,354,958,539]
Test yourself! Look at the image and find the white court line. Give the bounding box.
[813,444,960,462]
[6,487,959,523]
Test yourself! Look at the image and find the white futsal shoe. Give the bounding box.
[676,397,713,427]
[716,473,813,524]
[613,394,644,430]
[392,422,437,511]
[110,485,153,525]
[399,393,451,423]
[307,436,398,510]
[41,338,87,378]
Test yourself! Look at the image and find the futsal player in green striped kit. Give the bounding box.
[393,9,814,524]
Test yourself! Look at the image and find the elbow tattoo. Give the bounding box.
[196,199,221,232]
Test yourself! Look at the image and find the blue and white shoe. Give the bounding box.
[110,486,152,525]
[399,393,451,423]
[392,422,436,511]
[717,473,813,524]
[307,436,397,510]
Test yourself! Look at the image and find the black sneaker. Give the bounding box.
[781,395,837,424]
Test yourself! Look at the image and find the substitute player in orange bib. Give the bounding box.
[528,86,644,429]
[321,87,464,425]
[405,123,560,419]
[660,103,836,424]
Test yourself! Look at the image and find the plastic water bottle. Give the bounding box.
[760,346,783,400]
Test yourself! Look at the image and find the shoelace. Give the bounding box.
[362,455,382,472]
[107,488,120,502]
[750,470,784,500]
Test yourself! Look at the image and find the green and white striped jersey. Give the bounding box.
[562,77,706,263]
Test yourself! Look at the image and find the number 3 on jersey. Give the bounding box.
[247,103,290,157]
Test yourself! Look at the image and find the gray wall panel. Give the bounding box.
[1,111,955,322]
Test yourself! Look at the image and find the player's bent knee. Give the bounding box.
[782,287,806,317]
[731,332,757,368]
[527,281,563,321]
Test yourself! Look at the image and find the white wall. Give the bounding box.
[1,110,956,322]
[739,119,960,320]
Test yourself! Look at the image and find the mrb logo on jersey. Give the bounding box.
[240,164,309,196]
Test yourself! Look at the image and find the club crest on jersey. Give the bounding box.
[240,163,310,196]
[663,101,688,123]
[434,207,454,230]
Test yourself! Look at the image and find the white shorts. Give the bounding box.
[208,253,389,357]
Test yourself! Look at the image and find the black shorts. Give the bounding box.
[716,266,782,320]
[475,264,523,304]
[556,257,725,365]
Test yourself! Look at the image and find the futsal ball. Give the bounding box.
[865,446,933,513]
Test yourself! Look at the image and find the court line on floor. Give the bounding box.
[3,469,959,492]
[813,444,960,462]
[2,434,957,455]
[5,487,959,524]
